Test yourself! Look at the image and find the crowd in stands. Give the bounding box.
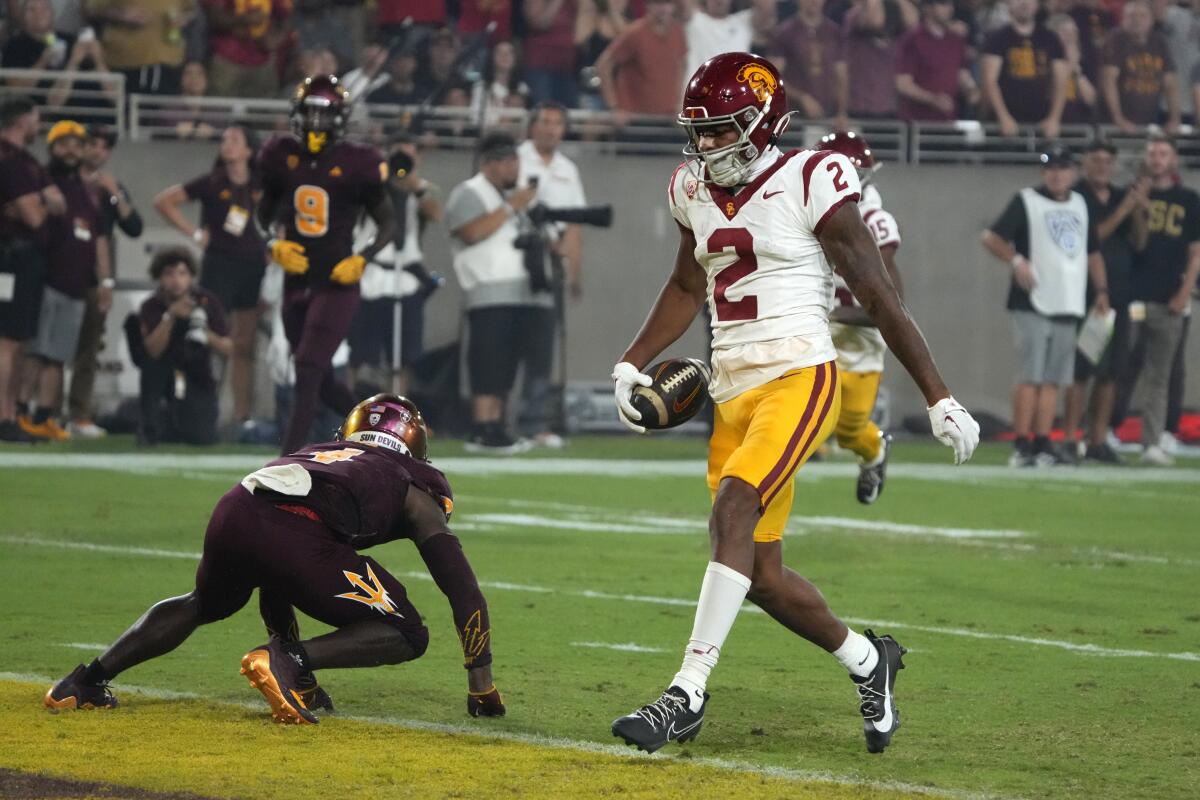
[0,0,1196,134]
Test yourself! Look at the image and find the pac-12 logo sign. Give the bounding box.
[1046,210,1083,257]
[736,63,777,102]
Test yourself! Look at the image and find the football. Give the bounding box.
[630,358,712,430]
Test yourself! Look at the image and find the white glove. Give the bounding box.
[612,361,652,434]
[928,396,980,465]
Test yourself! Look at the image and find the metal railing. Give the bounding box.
[5,69,1200,169]
[0,68,124,133]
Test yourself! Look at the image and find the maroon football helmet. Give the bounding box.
[337,393,429,460]
[291,75,350,154]
[677,52,792,187]
[819,131,879,182]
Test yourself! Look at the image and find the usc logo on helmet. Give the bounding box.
[736,63,777,103]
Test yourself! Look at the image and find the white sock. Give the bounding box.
[833,628,879,678]
[672,561,752,711]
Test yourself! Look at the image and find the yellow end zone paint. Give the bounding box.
[1,680,928,800]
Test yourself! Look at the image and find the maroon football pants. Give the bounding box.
[194,487,428,649]
[280,279,360,455]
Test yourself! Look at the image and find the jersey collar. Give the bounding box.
[707,149,800,221]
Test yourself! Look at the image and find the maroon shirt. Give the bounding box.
[258,134,387,282]
[843,3,904,116]
[982,25,1066,123]
[44,168,100,299]
[0,141,49,242]
[259,441,454,547]
[138,286,230,382]
[771,16,846,116]
[183,170,265,263]
[1102,30,1174,125]
[894,23,969,121]
[523,0,577,70]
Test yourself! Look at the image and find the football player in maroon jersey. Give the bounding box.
[44,394,505,724]
[257,75,395,455]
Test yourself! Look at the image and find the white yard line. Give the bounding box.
[570,641,668,653]
[6,534,1194,664]
[1,670,1004,799]
[2,452,1199,484]
[55,643,108,651]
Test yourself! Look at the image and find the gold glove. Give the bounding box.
[270,239,309,274]
[330,254,366,285]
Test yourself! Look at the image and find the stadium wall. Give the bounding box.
[107,141,1200,421]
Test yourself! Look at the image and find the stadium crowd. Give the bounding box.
[0,0,1197,132]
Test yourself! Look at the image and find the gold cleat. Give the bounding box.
[240,644,318,725]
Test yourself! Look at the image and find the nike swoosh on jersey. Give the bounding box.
[870,661,894,732]
[763,190,785,199]
[667,717,703,740]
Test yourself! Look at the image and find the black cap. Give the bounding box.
[1084,138,1117,155]
[477,131,517,162]
[1039,145,1075,168]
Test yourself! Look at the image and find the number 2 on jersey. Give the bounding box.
[708,228,758,322]
[294,185,329,237]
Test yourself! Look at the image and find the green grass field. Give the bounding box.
[1,436,1197,799]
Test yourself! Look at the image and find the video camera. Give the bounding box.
[514,177,613,293]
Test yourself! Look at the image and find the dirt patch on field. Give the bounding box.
[0,768,228,800]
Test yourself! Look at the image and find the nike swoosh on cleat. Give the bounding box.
[666,718,703,740]
[870,660,893,732]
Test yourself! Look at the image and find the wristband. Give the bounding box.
[1010,254,1027,268]
[100,277,115,289]
[192,229,204,244]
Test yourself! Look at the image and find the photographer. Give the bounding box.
[517,102,585,448]
[135,247,231,446]
[350,136,444,394]
[445,132,540,454]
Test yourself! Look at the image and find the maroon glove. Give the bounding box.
[467,685,506,717]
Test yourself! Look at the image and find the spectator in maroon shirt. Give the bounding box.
[843,0,917,119]
[1046,12,1098,124]
[17,121,110,442]
[205,0,289,98]
[459,0,514,43]
[771,0,849,124]
[376,0,448,40]
[894,0,978,121]
[1101,0,1181,133]
[523,0,580,107]
[595,0,686,122]
[981,0,1069,137]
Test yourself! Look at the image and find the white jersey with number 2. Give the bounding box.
[668,147,862,403]
[830,183,902,374]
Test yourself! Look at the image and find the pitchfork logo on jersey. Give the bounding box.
[1046,210,1083,256]
[736,63,777,102]
[336,563,403,617]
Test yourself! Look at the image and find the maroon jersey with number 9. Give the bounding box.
[258,134,388,281]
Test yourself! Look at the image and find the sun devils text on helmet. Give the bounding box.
[338,393,429,460]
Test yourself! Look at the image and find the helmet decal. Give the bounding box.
[736,63,777,103]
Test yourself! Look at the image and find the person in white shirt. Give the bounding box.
[515,102,588,448]
[678,0,775,89]
[609,51,979,757]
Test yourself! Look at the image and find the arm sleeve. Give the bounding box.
[182,174,209,201]
[1087,216,1100,254]
[988,194,1026,243]
[803,152,862,236]
[444,184,488,233]
[117,184,144,238]
[1045,31,1065,61]
[981,30,1005,58]
[1189,193,1200,243]
[894,32,916,77]
[864,208,901,248]
[666,164,692,229]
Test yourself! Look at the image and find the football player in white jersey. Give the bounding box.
[821,131,903,504]
[609,52,980,756]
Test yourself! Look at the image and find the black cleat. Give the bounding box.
[1084,442,1123,465]
[44,664,118,712]
[856,432,892,505]
[852,630,907,753]
[612,686,707,754]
